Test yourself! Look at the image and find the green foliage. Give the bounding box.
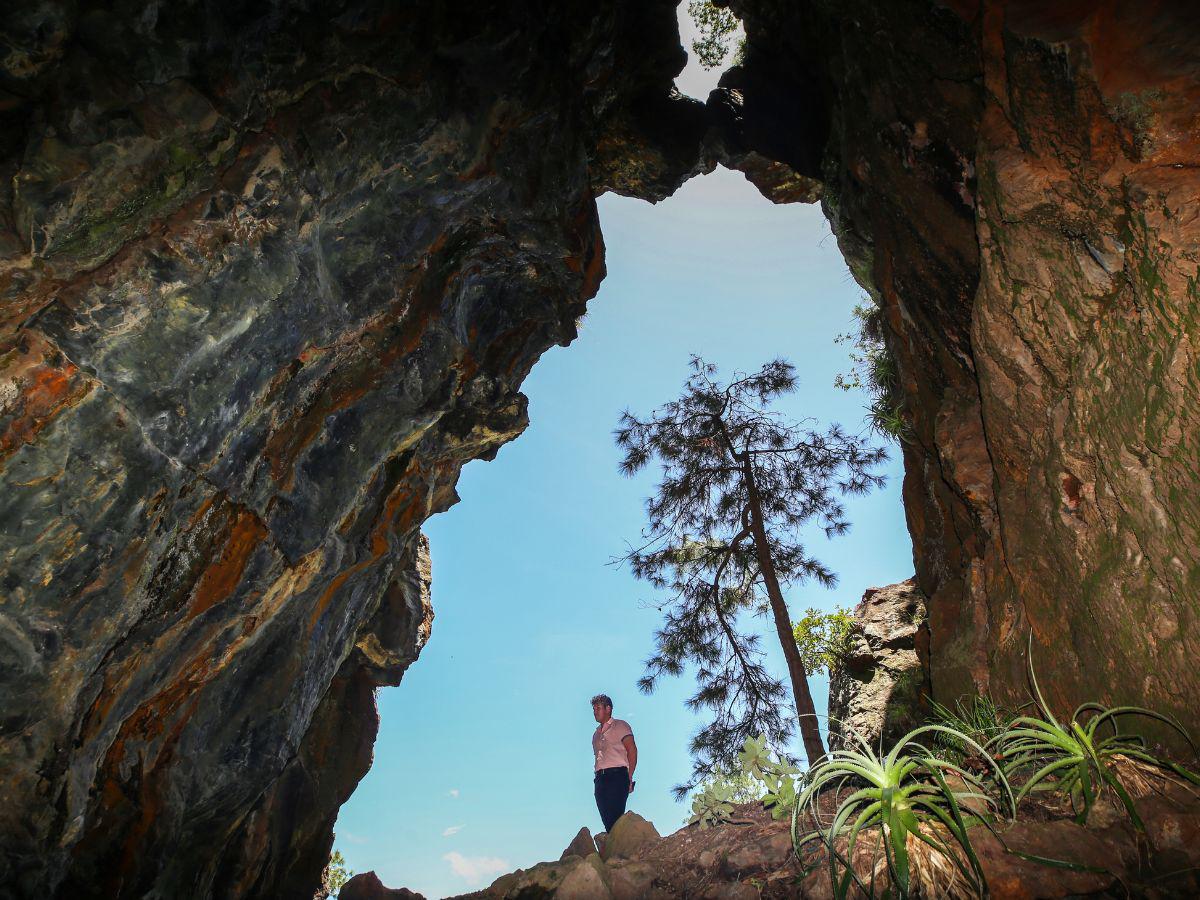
[793,725,1011,899]
[319,848,353,898]
[927,695,1011,766]
[690,735,804,828]
[687,1,740,70]
[792,607,854,675]
[834,302,908,442]
[990,638,1200,831]
[738,734,801,820]
[1106,89,1163,154]
[689,776,741,828]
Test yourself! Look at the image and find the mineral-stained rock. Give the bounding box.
[5,0,1200,896]
[0,2,706,897]
[723,0,1200,746]
[827,579,928,751]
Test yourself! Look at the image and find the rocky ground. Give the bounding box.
[344,762,1200,899]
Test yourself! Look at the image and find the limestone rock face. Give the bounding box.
[0,2,704,897]
[725,0,1200,739]
[827,579,928,751]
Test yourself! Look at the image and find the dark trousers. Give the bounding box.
[594,766,629,832]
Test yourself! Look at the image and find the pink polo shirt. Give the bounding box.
[593,718,633,771]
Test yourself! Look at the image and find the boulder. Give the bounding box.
[338,871,426,900]
[605,860,661,900]
[484,857,591,899]
[719,831,794,876]
[601,812,661,861]
[827,579,928,751]
[561,826,596,860]
[556,853,613,900]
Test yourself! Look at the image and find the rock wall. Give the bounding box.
[726,0,1200,737]
[827,579,928,752]
[0,2,705,897]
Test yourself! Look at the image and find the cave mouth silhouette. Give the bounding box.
[330,162,913,897]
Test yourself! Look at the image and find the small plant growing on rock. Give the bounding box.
[792,606,854,675]
[689,778,740,828]
[990,639,1200,831]
[793,725,1012,899]
[738,734,801,820]
[834,302,908,442]
[927,695,1011,768]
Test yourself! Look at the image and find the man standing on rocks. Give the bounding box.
[591,693,637,834]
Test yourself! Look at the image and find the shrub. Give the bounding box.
[317,848,353,898]
[792,606,854,675]
[689,734,803,827]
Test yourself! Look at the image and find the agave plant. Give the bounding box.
[990,638,1200,831]
[793,724,1012,899]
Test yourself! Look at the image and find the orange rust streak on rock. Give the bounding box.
[82,653,212,892]
[0,336,94,463]
[188,508,269,618]
[264,233,452,490]
[309,469,425,632]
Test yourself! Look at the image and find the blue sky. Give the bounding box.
[332,18,914,898]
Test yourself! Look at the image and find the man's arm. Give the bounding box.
[622,734,637,792]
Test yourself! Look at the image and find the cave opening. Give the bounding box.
[9,1,1200,896]
[331,82,913,898]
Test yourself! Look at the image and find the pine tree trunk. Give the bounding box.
[741,457,827,766]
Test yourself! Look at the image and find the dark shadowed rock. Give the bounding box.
[0,2,707,897]
[339,871,426,900]
[722,0,1200,752]
[827,579,928,751]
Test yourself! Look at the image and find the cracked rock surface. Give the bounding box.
[724,0,1200,741]
[0,2,703,896]
[4,0,1200,896]
[827,579,929,752]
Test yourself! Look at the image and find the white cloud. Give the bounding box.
[442,824,465,837]
[443,852,509,886]
[448,788,460,798]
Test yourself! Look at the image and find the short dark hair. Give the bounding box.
[590,694,613,709]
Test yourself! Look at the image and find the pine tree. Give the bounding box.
[616,356,886,792]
